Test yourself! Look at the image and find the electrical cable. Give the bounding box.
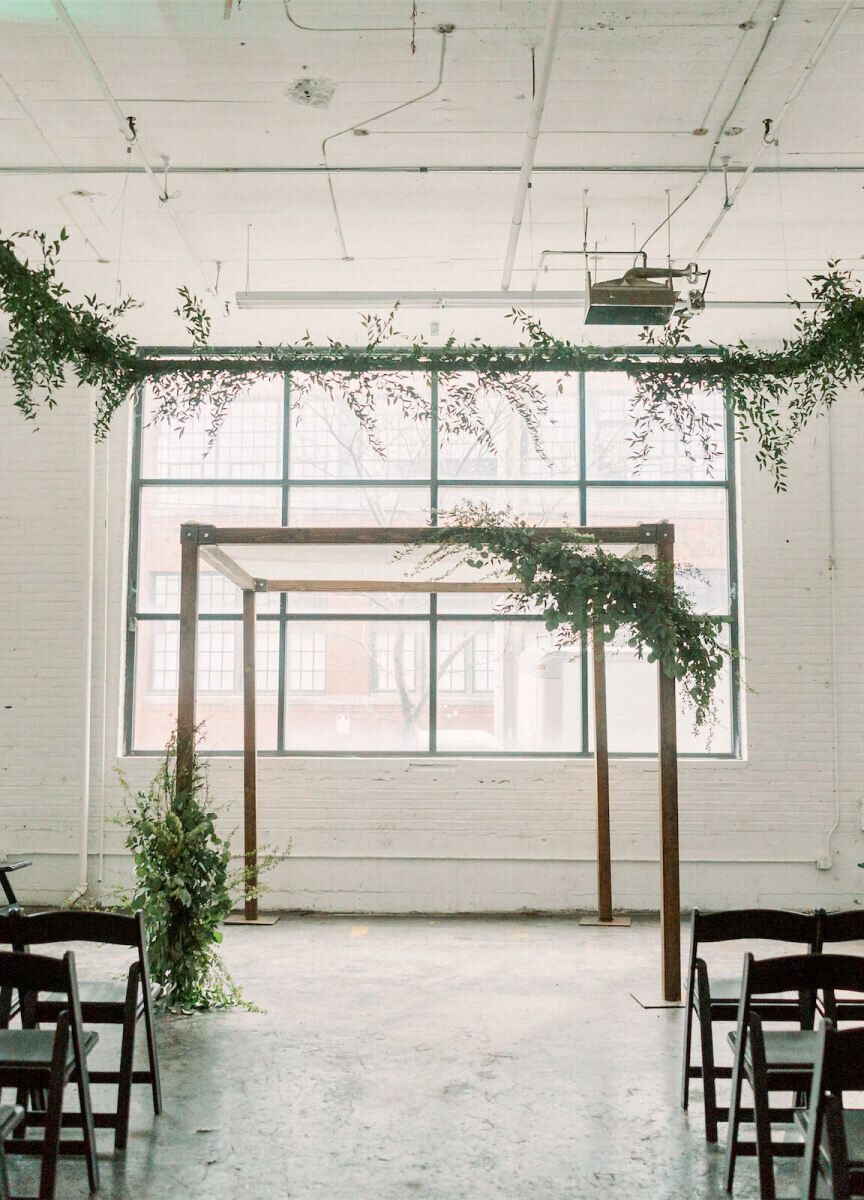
[284,0,433,33]
[321,26,451,259]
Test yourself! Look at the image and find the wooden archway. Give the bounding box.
[175,522,681,1002]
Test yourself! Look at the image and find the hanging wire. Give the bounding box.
[114,155,131,303]
[639,0,786,254]
[321,26,452,259]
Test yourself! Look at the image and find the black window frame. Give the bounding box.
[125,359,740,758]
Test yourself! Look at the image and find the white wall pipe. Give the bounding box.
[820,403,841,869]
[65,393,97,907]
[97,428,111,885]
[500,0,562,290]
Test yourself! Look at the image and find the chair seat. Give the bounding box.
[729,1027,820,1070]
[39,981,143,1023]
[796,1106,864,1168]
[0,1028,97,1071]
[704,975,802,1006]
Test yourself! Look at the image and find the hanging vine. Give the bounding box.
[412,502,728,730]
[2,227,863,488]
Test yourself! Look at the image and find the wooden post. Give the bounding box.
[242,589,258,922]
[593,624,612,922]
[176,531,199,801]
[657,524,681,1002]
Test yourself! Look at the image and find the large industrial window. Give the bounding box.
[126,367,738,756]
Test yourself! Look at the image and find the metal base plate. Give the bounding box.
[224,914,280,926]
[630,992,684,1009]
[579,915,632,927]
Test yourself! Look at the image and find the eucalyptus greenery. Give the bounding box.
[0,229,140,438]
[2,226,864,488]
[415,502,728,730]
[118,730,282,1011]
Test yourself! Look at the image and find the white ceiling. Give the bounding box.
[0,0,862,345]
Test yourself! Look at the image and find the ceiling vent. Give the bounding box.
[584,256,709,325]
[285,77,335,108]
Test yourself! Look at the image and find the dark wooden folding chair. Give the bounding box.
[725,953,864,1200]
[0,949,99,1199]
[0,1105,25,1200]
[796,1020,864,1200]
[0,910,162,1152]
[0,864,31,1030]
[816,910,864,1024]
[681,908,819,1143]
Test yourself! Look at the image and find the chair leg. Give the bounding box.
[0,1146,10,1200]
[71,1050,99,1193]
[142,993,162,1115]
[114,977,139,1152]
[681,991,696,1110]
[752,1072,776,1200]
[724,1032,747,1194]
[39,1020,69,1200]
[11,1090,27,1140]
[696,1004,720,1142]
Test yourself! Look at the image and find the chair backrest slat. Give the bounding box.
[0,910,138,949]
[818,909,864,949]
[693,907,818,947]
[0,948,72,995]
[748,952,864,997]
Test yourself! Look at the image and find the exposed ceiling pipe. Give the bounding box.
[501,0,562,291]
[694,0,853,258]
[3,163,862,177]
[639,0,786,254]
[50,0,215,293]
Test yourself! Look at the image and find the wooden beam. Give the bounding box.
[592,624,612,922]
[186,524,663,546]
[242,590,258,922]
[656,524,681,1003]
[176,538,199,800]
[200,545,256,592]
[263,579,520,593]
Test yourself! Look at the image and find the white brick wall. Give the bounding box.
[2,378,863,914]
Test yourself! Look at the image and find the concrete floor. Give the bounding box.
[5,915,811,1200]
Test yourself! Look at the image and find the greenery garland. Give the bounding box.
[2,227,864,487]
[414,502,728,730]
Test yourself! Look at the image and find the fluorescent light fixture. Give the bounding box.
[235,290,584,310]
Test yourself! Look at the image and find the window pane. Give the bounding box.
[436,622,582,752]
[589,627,732,754]
[141,379,283,480]
[132,618,278,751]
[285,593,429,615]
[586,373,725,481]
[436,486,581,527]
[137,486,282,612]
[438,374,579,480]
[287,485,430,527]
[289,375,431,479]
[586,486,729,614]
[283,621,429,751]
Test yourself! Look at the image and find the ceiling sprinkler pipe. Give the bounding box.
[501,0,563,290]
